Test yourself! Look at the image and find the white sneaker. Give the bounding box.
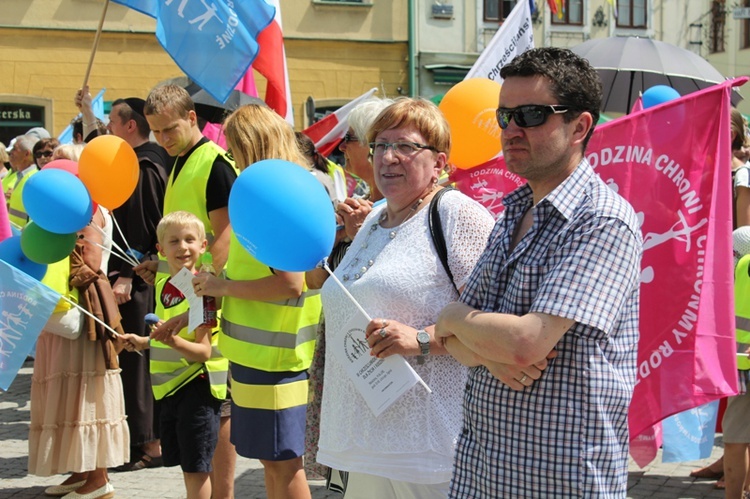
[44,480,86,497]
[61,482,115,499]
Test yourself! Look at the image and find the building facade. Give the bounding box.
[1,0,749,145]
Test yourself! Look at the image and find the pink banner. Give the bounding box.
[201,122,227,150]
[449,155,526,217]
[0,193,11,243]
[451,79,744,463]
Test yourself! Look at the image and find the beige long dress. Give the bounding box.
[28,209,129,476]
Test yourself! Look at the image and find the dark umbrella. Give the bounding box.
[570,37,742,114]
[184,81,267,123]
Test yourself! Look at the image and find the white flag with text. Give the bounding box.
[465,0,534,82]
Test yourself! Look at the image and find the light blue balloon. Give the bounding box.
[228,159,336,272]
[23,169,93,234]
[0,235,47,281]
[643,85,681,109]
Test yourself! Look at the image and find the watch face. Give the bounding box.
[417,331,430,344]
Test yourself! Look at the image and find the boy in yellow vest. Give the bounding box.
[122,211,228,499]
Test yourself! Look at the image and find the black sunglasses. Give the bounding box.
[342,132,359,143]
[34,150,54,159]
[496,104,570,130]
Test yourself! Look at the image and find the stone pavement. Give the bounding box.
[0,361,727,498]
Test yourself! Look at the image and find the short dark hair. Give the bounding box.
[500,47,602,149]
[32,137,59,157]
[112,98,151,138]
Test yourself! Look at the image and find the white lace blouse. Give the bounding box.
[318,190,495,484]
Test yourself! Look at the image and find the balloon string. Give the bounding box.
[110,215,138,265]
[81,237,136,267]
[87,222,139,267]
[56,294,143,356]
[321,260,432,395]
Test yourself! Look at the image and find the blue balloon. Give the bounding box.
[23,169,93,234]
[0,235,47,281]
[228,159,336,272]
[642,85,681,109]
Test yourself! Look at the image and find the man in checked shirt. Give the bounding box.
[436,47,643,498]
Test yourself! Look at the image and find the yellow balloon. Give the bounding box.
[79,135,140,210]
[439,78,503,170]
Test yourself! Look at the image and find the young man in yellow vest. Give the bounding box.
[123,211,228,499]
[140,84,238,274]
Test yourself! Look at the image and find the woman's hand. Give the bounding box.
[364,318,420,359]
[150,314,188,343]
[337,198,373,240]
[192,272,227,297]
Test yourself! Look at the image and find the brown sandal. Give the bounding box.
[112,454,163,472]
[689,466,724,480]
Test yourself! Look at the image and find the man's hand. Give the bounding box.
[74,85,93,113]
[484,349,558,391]
[133,260,159,285]
[112,277,133,305]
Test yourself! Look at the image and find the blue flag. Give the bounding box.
[113,0,275,103]
[661,401,719,463]
[0,259,59,391]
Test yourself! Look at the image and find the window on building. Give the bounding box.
[616,0,646,28]
[550,0,583,25]
[709,0,726,53]
[743,0,750,49]
[484,0,516,22]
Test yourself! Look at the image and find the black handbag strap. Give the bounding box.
[428,187,458,293]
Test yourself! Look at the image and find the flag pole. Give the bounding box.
[82,0,110,89]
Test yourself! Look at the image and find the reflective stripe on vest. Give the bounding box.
[232,377,308,411]
[151,276,229,400]
[734,255,750,370]
[162,141,237,243]
[219,234,320,372]
[222,320,318,349]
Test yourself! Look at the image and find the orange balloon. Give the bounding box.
[78,135,139,210]
[439,78,503,170]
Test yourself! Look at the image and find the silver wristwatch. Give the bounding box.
[416,329,430,364]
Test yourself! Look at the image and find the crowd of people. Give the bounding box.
[1,46,748,499]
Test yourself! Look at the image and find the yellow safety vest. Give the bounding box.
[735,255,750,370]
[8,167,38,228]
[2,170,17,196]
[162,141,237,243]
[219,233,321,373]
[326,159,347,200]
[41,257,79,313]
[150,276,229,400]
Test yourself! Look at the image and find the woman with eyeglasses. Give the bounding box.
[32,138,60,169]
[316,98,495,498]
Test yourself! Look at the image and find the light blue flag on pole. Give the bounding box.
[0,259,59,391]
[112,0,275,103]
[661,400,720,463]
[57,88,107,144]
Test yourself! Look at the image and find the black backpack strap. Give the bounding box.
[429,187,458,293]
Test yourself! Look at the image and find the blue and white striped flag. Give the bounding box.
[0,259,59,391]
